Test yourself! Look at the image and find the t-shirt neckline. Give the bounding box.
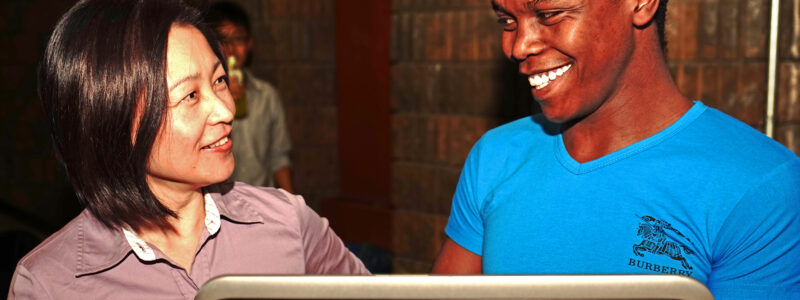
[554,101,707,174]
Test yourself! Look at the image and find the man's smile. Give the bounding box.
[528,64,572,90]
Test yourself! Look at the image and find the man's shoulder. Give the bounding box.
[689,106,799,171]
[479,114,558,148]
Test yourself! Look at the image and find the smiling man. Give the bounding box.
[432,0,800,298]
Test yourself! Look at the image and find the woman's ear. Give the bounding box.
[632,0,660,27]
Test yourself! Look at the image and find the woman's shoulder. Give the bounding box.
[12,210,120,289]
[208,181,309,222]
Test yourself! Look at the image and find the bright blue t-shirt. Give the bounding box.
[445,102,800,298]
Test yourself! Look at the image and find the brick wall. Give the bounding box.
[390,0,536,272]
[389,0,800,272]
[778,0,800,153]
[3,0,800,274]
[219,0,340,210]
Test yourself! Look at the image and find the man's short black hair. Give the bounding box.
[40,0,225,231]
[205,1,252,36]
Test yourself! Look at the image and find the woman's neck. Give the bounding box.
[138,178,208,272]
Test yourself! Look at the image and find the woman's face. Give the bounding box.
[146,24,235,193]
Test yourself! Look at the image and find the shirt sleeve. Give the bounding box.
[281,190,370,275]
[8,265,53,300]
[706,159,800,298]
[444,139,486,256]
[266,88,291,173]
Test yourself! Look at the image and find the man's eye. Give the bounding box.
[538,11,563,22]
[497,17,517,30]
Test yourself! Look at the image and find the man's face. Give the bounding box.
[215,21,252,69]
[494,0,635,124]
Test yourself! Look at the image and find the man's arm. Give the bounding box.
[431,238,482,274]
[273,166,294,194]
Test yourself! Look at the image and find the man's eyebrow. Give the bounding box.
[491,0,505,13]
[168,60,222,92]
[492,0,543,14]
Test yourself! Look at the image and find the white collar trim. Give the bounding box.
[121,192,222,261]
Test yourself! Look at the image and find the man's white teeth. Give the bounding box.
[206,136,229,148]
[528,64,572,90]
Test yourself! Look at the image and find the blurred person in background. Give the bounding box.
[205,1,294,192]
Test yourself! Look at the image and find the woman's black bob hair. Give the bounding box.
[40,0,226,231]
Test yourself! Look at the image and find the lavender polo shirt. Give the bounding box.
[8,182,369,299]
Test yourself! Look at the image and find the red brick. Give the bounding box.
[391,63,440,113]
[267,0,290,18]
[392,210,448,261]
[391,14,402,62]
[736,63,767,127]
[277,64,336,106]
[392,113,437,161]
[411,12,429,61]
[285,105,338,147]
[740,0,769,59]
[676,63,700,100]
[478,9,503,61]
[392,0,411,12]
[718,0,739,59]
[433,115,490,166]
[391,162,460,215]
[778,0,800,59]
[267,21,293,61]
[310,20,335,62]
[425,12,454,61]
[292,146,340,198]
[698,0,719,59]
[391,162,438,212]
[778,62,800,123]
[699,64,722,108]
[775,124,800,155]
[678,0,700,60]
[664,0,682,60]
[456,10,481,61]
[715,63,767,127]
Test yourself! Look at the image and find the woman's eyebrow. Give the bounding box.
[169,72,200,92]
[169,61,222,92]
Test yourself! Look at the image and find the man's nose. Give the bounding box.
[511,22,547,62]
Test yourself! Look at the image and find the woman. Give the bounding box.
[8,0,368,299]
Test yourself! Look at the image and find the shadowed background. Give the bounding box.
[2,0,800,284]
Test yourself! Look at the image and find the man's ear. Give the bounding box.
[632,0,660,27]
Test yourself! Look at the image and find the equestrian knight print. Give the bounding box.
[628,215,695,276]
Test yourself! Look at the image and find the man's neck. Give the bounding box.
[561,48,693,163]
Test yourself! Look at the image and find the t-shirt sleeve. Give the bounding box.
[282,190,370,275]
[444,139,486,256]
[706,159,800,298]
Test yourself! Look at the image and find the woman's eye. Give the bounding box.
[183,91,198,103]
[215,75,228,85]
